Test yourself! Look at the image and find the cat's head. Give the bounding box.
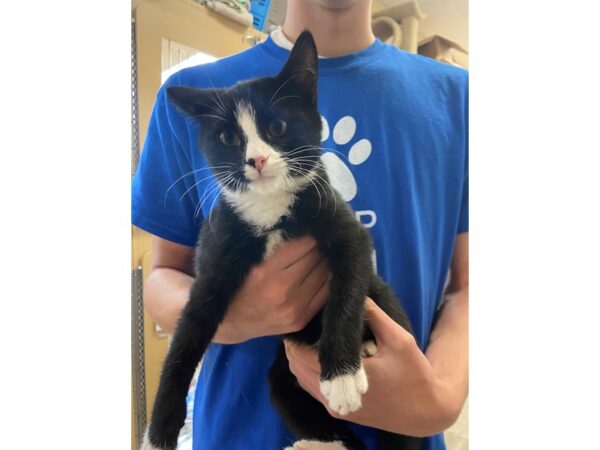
[167,31,322,196]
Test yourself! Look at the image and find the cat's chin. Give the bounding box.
[246,175,287,194]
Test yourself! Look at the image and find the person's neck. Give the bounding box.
[282,0,375,58]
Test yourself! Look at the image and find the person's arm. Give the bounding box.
[144,235,331,343]
[143,237,195,334]
[284,233,469,437]
[425,232,469,419]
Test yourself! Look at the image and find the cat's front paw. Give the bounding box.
[319,365,368,415]
[139,428,173,450]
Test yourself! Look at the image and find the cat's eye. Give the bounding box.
[218,130,241,147]
[268,119,287,137]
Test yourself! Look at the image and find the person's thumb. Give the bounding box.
[364,297,411,347]
[364,298,394,342]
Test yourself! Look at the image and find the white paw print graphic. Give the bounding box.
[320,115,372,202]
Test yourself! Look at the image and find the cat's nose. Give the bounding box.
[247,156,269,172]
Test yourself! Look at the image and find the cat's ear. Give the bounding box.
[276,30,318,104]
[166,86,224,120]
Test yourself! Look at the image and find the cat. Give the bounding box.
[141,31,422,450]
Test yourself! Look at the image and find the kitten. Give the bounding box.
[141,31,422,450]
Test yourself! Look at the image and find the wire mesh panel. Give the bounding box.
[132,265,147,447]
[132,17,140,177]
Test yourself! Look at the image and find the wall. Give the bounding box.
[131,0,265,447]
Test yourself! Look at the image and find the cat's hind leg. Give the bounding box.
[269,345,367,450]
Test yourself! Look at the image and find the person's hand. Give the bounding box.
[214,236,330,344]
[284,298,460,437]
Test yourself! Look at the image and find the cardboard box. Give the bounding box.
[418,35,469,68]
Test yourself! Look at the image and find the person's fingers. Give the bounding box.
[288,357,321,400]
[266,236,318,270]
[299,255,329,287]
[364,297,415,351]
[285,340,321,372]
[285,343,323,401]
[282,245,322,282]
[294,271,330,326]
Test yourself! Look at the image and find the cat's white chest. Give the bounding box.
[224,187,294,232]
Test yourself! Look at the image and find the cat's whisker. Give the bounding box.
[291,144,351,163]
[190,101,227,117]
[202,72,228,114]
[290,164,337,214]
[198,172,237,214]
[291,165,324,213]
[268,73,304,108]
[317,146,351,162]
[286,160,323,166]
[164,165,235,206]
[286,157,323,165]
[283,172,296,197]
[313,173,338,214]
[208,175,239,232]
[210,87,228,115]
[195,179,220,220]
[208,186,223,232]
[179,171,227,202]
[284,145,321,156]
[193,113,231,123]
[196,172,236,219]
[268,95,302,110]
[207,95,227,116]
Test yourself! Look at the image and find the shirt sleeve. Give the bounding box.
[457,72,469,234]
[457,172,468,234]
[132,80,203,247]
[457,78,469,235]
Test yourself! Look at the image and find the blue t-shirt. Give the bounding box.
[132,36,468,450]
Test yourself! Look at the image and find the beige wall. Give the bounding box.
[132,0,265,447]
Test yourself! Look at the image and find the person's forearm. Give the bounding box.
[144,267,193,334]
[144,267,244,343]
[425,286,469,420]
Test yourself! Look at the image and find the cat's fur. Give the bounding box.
[141,31,422,450]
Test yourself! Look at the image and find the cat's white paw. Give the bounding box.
[139,429,166,450]
[284,440,348,450]
[319,365,368,415]
[361,340,378,357]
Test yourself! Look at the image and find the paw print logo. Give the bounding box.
[320,115,372,202]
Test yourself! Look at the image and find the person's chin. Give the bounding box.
[311,0,360,10]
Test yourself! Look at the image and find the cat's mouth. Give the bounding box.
[242,164,290,194]
[246,171,283,189]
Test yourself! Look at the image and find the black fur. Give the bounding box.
[143,31,422,450]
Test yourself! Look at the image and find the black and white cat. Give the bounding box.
[141,31,422,450]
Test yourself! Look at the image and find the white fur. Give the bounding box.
[319,365,368,415]
[223,102,317,232]
[139,429,163,450]
[265,229,284,259]
[236,103,274,164]
[224,185,294,231]
[284,440,348,450]
[236,102,289,186]
[361,340,378,357]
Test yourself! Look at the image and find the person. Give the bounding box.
[131,0,468,449]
